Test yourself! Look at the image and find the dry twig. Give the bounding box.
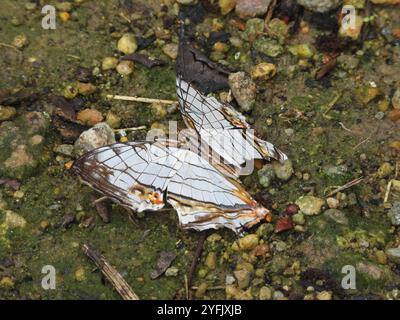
[107,94,178,105]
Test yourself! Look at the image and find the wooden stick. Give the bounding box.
[326,177,364,197]
[187,232,207,300]
[107,94,178,105]
[82,243,139,300]
[113,126,147,132]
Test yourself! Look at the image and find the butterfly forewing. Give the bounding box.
[176,75,288,176]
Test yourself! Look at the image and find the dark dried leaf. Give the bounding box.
[0,178,21,191]
[0,88,40,107]
[315,57,337,80]
[50,95,76,121]
[150,251,177,279]
[121,53,166,68]
[136,35,157,50]
[274,215,294,233]
[90,194,111,223]
[59,213,76,229]
[52,115,88,142]
[176,40,230,93]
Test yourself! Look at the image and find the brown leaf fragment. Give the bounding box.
[150,251,177,279]
[0,178,21,191]
[121,53,166,68]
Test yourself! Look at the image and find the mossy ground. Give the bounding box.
[0,0,400,300]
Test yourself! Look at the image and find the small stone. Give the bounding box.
[162,43,178,60]
[297,0,341,12]
[205,252,217,270]
[295,196,325,216]
[238,234,259,250]
[323,209,348,225]
[316,291,332,300]
[377,162,394,178]
[0,106,17,121]
[235,0,272,19]
[165,266,179,277]
[77,82,97,96]
[392,89,400,109]
[77,109,104,127]
[386,248,400,263]
[272,159,293,181]
[234,269,252,289]
[327,197,339,209]
[54,144,74,157]
[250,63,277,80]
[323,165,348,177]
[116,61,134,76]
[387,202,400,226]
[226,275,236,285]
[357,262,383,280]
[219,0,236,15]
[259,286,272,300]
[285,128,294,136]
[74,267,86,282]
[292,213,305,225]
[0,277,15,290]
[288,44,314,59]
[102,57,119,71]
[4,210,27,229]
[74,123,116,156]
[117,33,137,55]
[273,290,285,300]
[258,164,275,188]
[105,111,121,129]
[13,190,24,199]
[40,220,50,230]
[12,34,28,49]
[267,18,289,43]
[375,250,388,265]
[228,72,256,112]
[388,109,400,122]
[337,54,359,70]
[253,37,283,57]
[339,15,364,40]
[195,282,208,299]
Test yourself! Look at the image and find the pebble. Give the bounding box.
[323,209,348,225]
[205,252,217,270]
[225,275,236,285]
[0,106,17,121]
[273,290,285,300]
[392,89,400,109]
[235,0,272,19]
[388,109,400,122]
[105,111,121,129]
[228,72,256,112]
[316,291,332,300]
[288,44,314,59]
[386,248,400,263]
[238,234,259,250]
[295,196,326,216]
[377,162,393,178]
[77,109,104,127]
[195,282,208,299]
[250,63,277,80]
[357,262,383,280]
[259,286,272,300]
[326,197,340,209]
[219,0,236,15]
[272,159,293,181]
[0,277,15,290]
[116,61,134,76]
[4,210,27,229]
[102,57,118,71]
[77,82,97,96]
[253,37,283,57]
[339,15,364,40]
[297,0,341,13]
[54,144,74,157]
[292,213,305,225]
[165,266,179,277]
[387,202,400,226]
[375,250,388,265]
[162,43,178,60]
[117,33,137,55]
[258,164,275,188]
[12,34,29,49]
[74,267,86,282]
[234,269,252,289]
[74,122,116,156]
[285,128,294,136]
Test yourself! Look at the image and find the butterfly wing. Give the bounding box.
[73,141,270,234]
[176,75,288,175]
[165,147,271,234]
[72,142,176,212]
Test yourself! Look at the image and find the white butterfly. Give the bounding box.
[176,74,288,177]
[73,140,271,234]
